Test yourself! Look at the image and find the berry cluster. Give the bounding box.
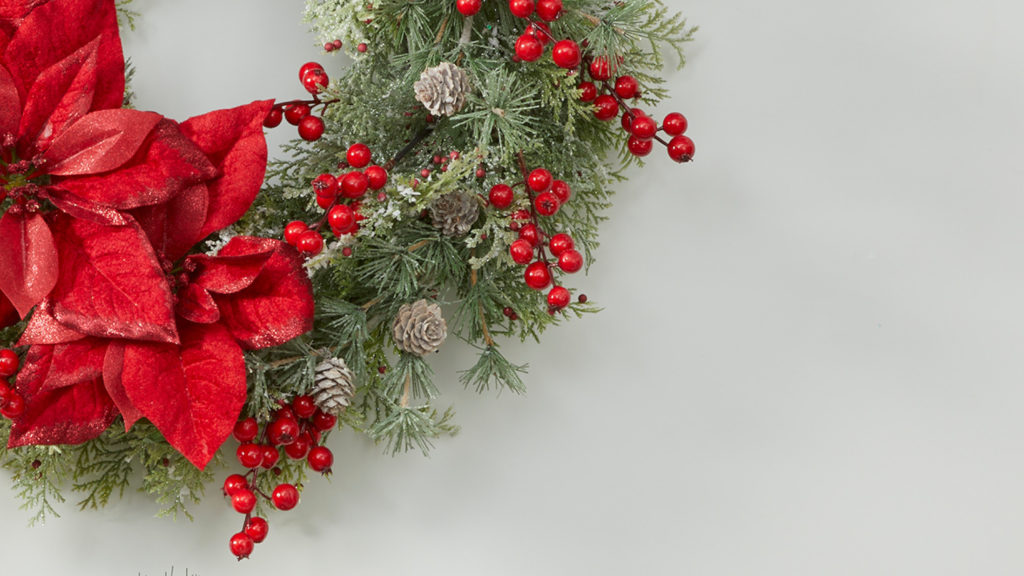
[580,57,695,162]
[490,161,583,312]
[505,1,583,70]
[0,349,23,419]
[283,142,388,258]
[223,395,337,559]
[262,61,335,142]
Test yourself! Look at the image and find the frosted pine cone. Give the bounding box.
[312,356,356,415]
[413,62,470,117]
[429,192,479,237]
[392,300,448,356]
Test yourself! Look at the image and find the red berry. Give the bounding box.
[272,483,300,511]
[262,108,283,128]
[593,94,618,121]
[316,194,335,210]
[534,191,560,216]
[298,115,325,141]
[233,417,259,443]
[550,180,571,203]
[558,248,583,273]
[668,135,695,162]
[301,68,329,94]
[578,81,597,102]
[524,22,551,45]
[236,443,263,468]
[284,221,308,246]
[476,168,487,178]
[548,233,573,256]
[589,57,611,81]
[341,171,369,198]
[324,42,335,51]
[284,433,312,459]
[0,349,18,377]
[333,39,343,49]
[231,489,257,514]
[0,381,10,404]
[456,0,482,16]
[508,0,534,18]
[509,239,534,264]
[267,417,300,446]
[489,183,514,208]
[230,532,255,560]
[515,33,543,62]
[1,393,23,418]
[222,474,248,496]
[614,75,639,99]
[261,445,280,469]
[244,517,269,544]
[296,230,324,256]
[627,135,653,157]
[293,395,317,419]
[630,115,658,140]
[307,446,334,473]
[312,173,338,198]
[312,409,337,431]
[662,112,688,136]
[547,285,570,309]
[299,61,324,80]
[551,39,581,69]
[284,103,310,125]
[524,261,551,290]
[341,246,354,257]
[518,223,540,245]
[578,294,588,303]
[527,168,552,192]
[347,143,372,168]
[535,0,562,21]
[621,108,644,131]
[364,165,388,189]
[357,42,368,53]
[327,204,356,234]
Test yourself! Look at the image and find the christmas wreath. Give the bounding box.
[0,0,696,559]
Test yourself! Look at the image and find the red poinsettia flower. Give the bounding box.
[0,0,218,332]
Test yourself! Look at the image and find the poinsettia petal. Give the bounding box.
[188,238,277,295]
[53,119,217,210]
[18,298,85,345]
[102,342,143,429]
[214,238,314,349]
[0,210,58,318]
[179,100,273,241]
[0,292,17,330]
[176,282,220,324]
[0,64,20,136]
[37,337,107,394]
[3,0,121,111]
[44,186,128,226]
[7,344,117,447]
[49,212,178,343]
[121,322,247,469]
[130,183,209,262]
[17,36,99,154]
[0,0,45,20]
[42,109,161,176]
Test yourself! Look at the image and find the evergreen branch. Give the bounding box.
[459,345,528,395]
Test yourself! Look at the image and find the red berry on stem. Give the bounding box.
[536,0,562,21]
[515,33,543,62]
[524,261,551,289]
[316,194,335,210]
[341,171,369,198]
[230,532,255,560]
[547,285,571,309]
[302,68,329,94]
[548,233,574,256]
[508,0,534,18]
[524,22,551,45]
[630,115,658,140]
[518,223,540,245]
[0,349,18,377]
[593,94,618,121]
[308,446,334,473]
[327,205,356,234]
[268,417,300,446]
[236,443,263,468]
[284,433,312,459]
[509,239,534,264]
[293,395,316,419]
[614,75,639,99]
[231,489,257,514]
[223,474,248,496]
[298,116,325,141]
[347,143,372,168]
[333,39,343,49]
[489,183,514,208]
[550,180,571,203]
[284,104,310,125]
[527,168,552,192]
[365,165,388,189]
[578,81,597,102]
[456,0,482,16]
[272,483,300,511]
[312,409,338,431]
[621,108,644,132]
[589,57,611,81]
[662,112,688,136]
[261,445,280,469]
[668,135,695,162]
[357,42,368,53]
[312,173,339,198]
[1,393,23,418]
[284,221,308,246]
[558,248,583,273]
[551,39,581,69]
[296,230,324,256]
[245,517,269,544]
[324,42,335,52]
[299,61,324,80]
[534,191,560,216]
[627,135,654,157]
[263,108,283,128]
[233,417,259,443]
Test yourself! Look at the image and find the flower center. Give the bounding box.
[1,133,49,214]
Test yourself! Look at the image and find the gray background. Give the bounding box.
[4,0,1024,573]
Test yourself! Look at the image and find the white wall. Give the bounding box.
[4,0,1024,573]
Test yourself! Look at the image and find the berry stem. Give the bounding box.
[400,373,411,408]
[606,87,672,147]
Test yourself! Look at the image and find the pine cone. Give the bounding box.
[312,356,356,415]
[413,62,470,117]
[429,192,479,237]
[392,300,448,356]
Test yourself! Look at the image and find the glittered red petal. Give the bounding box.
[45,186,128,226]
[42,109,161,176]
[38,337,107,394]
[188,237,277,295]
[0,64,21,136]
[121,322,247,469]
[0,292,17,330]
[175,282,220,325]
[49,213,178,344]
[214,238,314,350]
[131,183,208,263]
[0,210,58,318]
[18,298,86,346]
[101,342,143,429]
[179,100,273,240]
